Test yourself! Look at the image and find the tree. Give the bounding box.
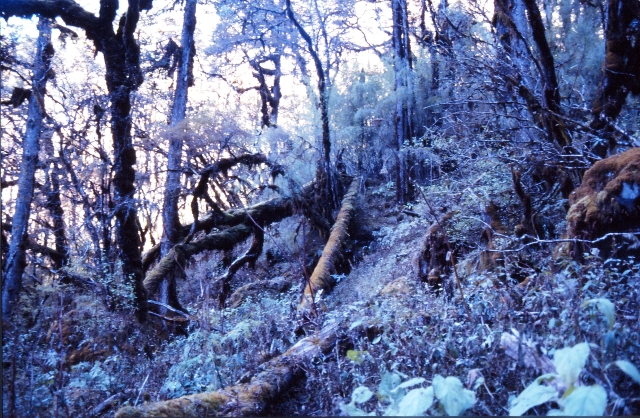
[392,0,415,204]
[286,0,337,209]
[590,0,640,157]
[158,0,197,318]
[2,0,154,322]
[208,0,288,128]
[521,0,571,148]
[2,16,53,321]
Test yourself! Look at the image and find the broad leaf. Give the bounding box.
[581,298,615,330]
[352,386,374,404]
[378,371,404,404]
[509,374,558,416]
[340,401,375,416]
[396,387,434,416]
[394,377,426,391]
[609,360,640,385]
[562,385,607,416]
[553,343,590,387]
[432,375,476,416]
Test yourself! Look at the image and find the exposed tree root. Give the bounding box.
[298,179,359,310]
[114,320,343,418]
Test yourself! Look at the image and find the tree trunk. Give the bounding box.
[285,0,336,210]
[43,135,69,270]
[521,0,571,147]
[114,320,343,418]
[159,0,197,316]
[251,53,282,128]
[392,0,414,204]
[299,179,358,310]
[144,186,312,297]
[590,0,640,157]
[2,17,52,321]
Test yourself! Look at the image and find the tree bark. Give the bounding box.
[590,0,640,157]
[159,0,197,316]
[392,0,414,204]
[2,17,52,321]
[285,0,336,210]
[299,179,358,310]
[521,0,571,147]
[114,320,343,418]
[44,160,69,270]
[250,54,282,128]
[143,187,310,297]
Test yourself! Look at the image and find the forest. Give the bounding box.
[1,0,639,416]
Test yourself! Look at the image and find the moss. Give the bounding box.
[560,148,640,257]
[299,179,359,309]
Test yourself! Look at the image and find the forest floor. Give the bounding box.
[3,168,640,417]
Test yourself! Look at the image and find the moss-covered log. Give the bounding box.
[144,224,252,297]
[114,320,343,418]
[141,182,318,273]
[143,187,313,297]
[298,179,358,310]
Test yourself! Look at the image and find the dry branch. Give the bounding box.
[114,320,343,418]
[298,179,358,310]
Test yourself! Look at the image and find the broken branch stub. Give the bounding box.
[298,179,359,311]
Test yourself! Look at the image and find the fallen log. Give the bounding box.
[141,182,317,273]
[114,320,343,418]
[298,179,359,310]
[143,223,253,297]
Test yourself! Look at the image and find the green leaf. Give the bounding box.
[395,387,434,416]
[378,371,404,404]
[432,375,476,416]
[352,386,374,404]
[609,360,640,385]
[562,385,607,416]
[553,343,590,387]
[340,402,375,416]
[581,298,615,330]
[394,377,426,391]
[347,350,369,365]
[509,374,559,416]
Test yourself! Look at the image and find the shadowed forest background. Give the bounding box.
[1,0,640,416]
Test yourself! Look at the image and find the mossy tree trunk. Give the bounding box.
[590,0,640,157]
[159,0,197,317]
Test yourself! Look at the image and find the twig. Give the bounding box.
[86,393,126,417]
[487,232,640,253]
[147,300,195,319]
[134,372,151,407]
